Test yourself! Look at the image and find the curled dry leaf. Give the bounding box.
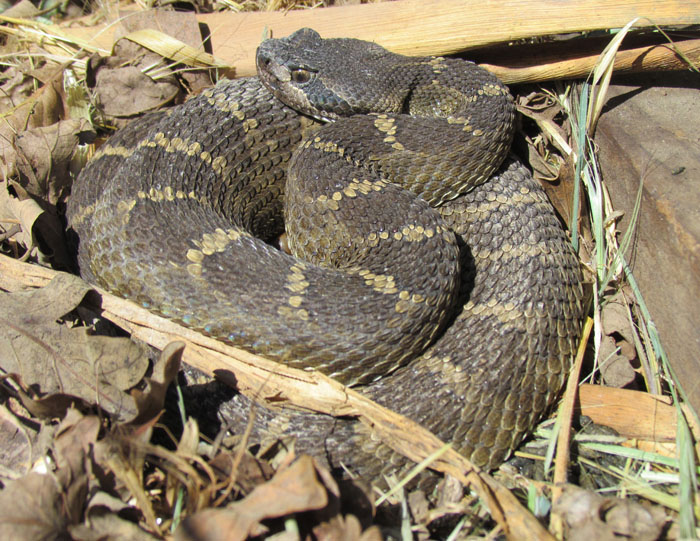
[0,67,37,116]
[128,341,183,426]
[3,119,95,205]
[176,455,338,541]
[0,77,63,137]
[0,180,74,269]
[516,90,576,222]
[53,410,101,525]
[0,181,42,252]
[553,485,668,541]
[313,514,382,541]
[208,447,275,494]
[0,397,53,480]
[598,334,636,388]
[0,273,149,421]
[599,292,638,387]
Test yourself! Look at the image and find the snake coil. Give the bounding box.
[68,29,584,479]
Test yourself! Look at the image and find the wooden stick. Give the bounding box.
[59,0,700,78]
[481,38,700,84]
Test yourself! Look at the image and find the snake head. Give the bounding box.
[256,28,405,122]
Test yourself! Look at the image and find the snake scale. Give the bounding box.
[67,29,584,480]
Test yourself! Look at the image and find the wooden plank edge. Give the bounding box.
[56,0,700,78]
[578,383,700,446]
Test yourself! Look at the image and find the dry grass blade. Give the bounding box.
[374,442,452,506]
[548,317,593,537]
[0,14,109,56]
[123,29,229,69]
[586,18,638,132]
[562,19,700,536]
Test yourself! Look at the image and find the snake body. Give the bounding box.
[67,29,584,477]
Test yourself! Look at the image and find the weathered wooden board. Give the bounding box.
[59,0,700,78]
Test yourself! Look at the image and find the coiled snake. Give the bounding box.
[68,29,584,479]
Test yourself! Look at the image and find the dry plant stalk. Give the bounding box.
[483,38,700,84]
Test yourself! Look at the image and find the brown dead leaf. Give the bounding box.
[54,410,100,477]
[0,77,64,147]
[117,9,204,50]
[0,400,40,479]
[553,485,667,541]
[2,0,40,18]
[94,64,179,117]
[517,90,576,223]
[0,472,68,540]
[599,293,637,387]
[313,514,382,541]
[208,448,275,494]
[176,455,333,541]
[0,180,76,269]
[69,474,160,540]
[53,410,101,525]
[69,512,161,541]
[3,119,95,204]
[88,40,179,120]
[116,8,214,94]
[0,180,42,252]
[0,67,36,116]
[0,273,149,421]
[128,341,183,426]
[601,293,636,344]
[599,334,636,388]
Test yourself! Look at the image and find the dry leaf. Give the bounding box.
[89,40,179,120]
[69,512,160,541]
[599,334,636,388]
[0,180,73,268]
[53,411,101,525]
[116,9,216,93]
[4,119,95,204]
[601,293,636,344]
[0,472,68,540]
[72,490,160,541]
[0,181,41,250]
[0,274,149,421]
[94,65,179,117]
[128,341,183,426]
[208,448,275,494]
[313,514,382,541]
[2,0,40,18]
[176,455,333,541]
[553,485,668,541]
[0,67,36,116]
[0,401,40,479]
[0,78,64,154]
[599,293,637,387]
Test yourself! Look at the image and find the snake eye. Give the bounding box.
[290,68,312,84]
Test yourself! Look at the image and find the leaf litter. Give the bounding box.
[0,1,697,539]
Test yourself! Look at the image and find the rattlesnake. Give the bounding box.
[67,28,584,478]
